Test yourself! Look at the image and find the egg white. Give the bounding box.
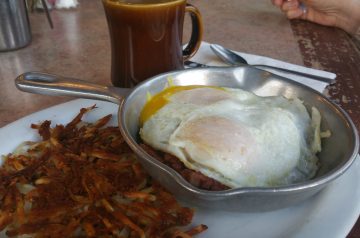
[140,87,321,188]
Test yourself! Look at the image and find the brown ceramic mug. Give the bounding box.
[102,0,203,88]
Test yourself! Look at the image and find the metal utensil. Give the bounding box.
[15,66,358,212]
[41,0,54,29]
[184,60,208,68]
[210,44,336,84]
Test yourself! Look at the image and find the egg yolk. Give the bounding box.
[140,85,222,125]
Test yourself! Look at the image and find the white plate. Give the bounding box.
[1,99,359,238]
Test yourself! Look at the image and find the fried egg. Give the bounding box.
[139,86,322,188]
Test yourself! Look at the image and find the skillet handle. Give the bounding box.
[15,72,130,104]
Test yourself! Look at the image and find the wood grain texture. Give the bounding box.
[291,19,360,238]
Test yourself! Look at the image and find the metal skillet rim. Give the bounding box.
[117,66,360,197]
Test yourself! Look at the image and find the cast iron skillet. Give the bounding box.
[15,66,359,212]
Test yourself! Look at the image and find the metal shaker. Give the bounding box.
[0,0,32,51]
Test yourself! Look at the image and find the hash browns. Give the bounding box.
[0,105,207,238]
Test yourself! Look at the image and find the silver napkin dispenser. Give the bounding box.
[0,0,32,51]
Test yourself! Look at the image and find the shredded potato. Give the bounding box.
[0,105,207,238]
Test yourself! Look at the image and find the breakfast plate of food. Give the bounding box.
[2,66,358,237]
[0,98,359,238]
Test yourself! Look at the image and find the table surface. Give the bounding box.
[0,0,359,236]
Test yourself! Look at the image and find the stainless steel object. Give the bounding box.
[15,67,359,212]
[184,60,209,68]
[0,0,32,51]
[41,0,54,29]
[210,44,336,84]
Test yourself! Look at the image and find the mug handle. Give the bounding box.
[183,3,203,61]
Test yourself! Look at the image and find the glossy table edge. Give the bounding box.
[290,19,360,238]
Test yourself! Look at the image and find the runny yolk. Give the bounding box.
[140,85,217,125]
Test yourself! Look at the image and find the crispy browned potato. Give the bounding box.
[0,105,207,238]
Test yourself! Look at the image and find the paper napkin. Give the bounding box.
[190,42,336,93]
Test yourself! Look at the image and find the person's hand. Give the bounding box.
[271,0,360,34]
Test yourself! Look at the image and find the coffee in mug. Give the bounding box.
[102,0,203,87]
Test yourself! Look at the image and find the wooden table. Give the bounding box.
[0,0,359,236]
[291,21,360,238]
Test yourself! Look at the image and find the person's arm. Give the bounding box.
[271,0,360,35]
